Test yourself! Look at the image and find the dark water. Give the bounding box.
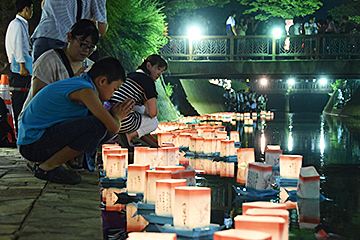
[102,112,360,239]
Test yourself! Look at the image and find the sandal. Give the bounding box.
[34,165,82,185]
[65,161,86,172]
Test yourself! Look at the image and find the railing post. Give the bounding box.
[315,36,319,59]
[272,37,276,60]
[230,37,234,61]
[189,38,193,61]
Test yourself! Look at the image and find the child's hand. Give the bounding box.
[111,98,135,121]
[74,66,88,77]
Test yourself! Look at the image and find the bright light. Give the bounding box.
[260,78,267,86]
[187,26,201,39]
[288,78,295,86]
[272,28,282,39]
[319,78,327,85]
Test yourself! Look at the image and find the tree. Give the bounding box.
[328,0,360,24]
[238,0,323,20]
[97,0,168,72]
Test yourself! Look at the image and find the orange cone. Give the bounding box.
[0,74,16,142]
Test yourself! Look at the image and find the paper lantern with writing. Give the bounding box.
[146,170,172,204]
[203,138,214,154]
[242,202,286,215]
[127,232,177,240]
[279,155,303,179]
[297,198,320,229]
[102,187,126,211]
[202,129,215,139]
[158,132,174,146]
[157,148,167,166]
[220,140,235,157]
[164,147,180,166]
[127,164,150,194]
[230,131,240,142]
[245,208,289,240]
[102,145,122,172]
[265,149,283,167]
[216,130,228,139]
[297,166,320,199]
[195,137,204,153]
[179,133,192,148]
[246,162,273,190]
[155,179,187,217]
[234,215,285,240]
[126,203,149,232]
[213,229,271,240]
[106,154,127,179]
[237,148,255,166]
[173,187,211,229]
[134,147,148,164]
[189,137,196,152]
[146,148,160,168]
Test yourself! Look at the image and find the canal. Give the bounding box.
[102,112,360,239]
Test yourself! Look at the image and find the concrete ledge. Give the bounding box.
[0,148,103,240]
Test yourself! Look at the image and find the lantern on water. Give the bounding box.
[102,187,126,211]
[220,140,235,157]
[134,147,148,164]
[173,186,211,230]
[279,155,303,179]
[155,179,187,217]
[157,132,174,146]
[234,215,285,240]
[126,203,149,232]
[145,170,172,204]
[246,162,273,190]
[230,131,240,142]
[213,229,271,240]
[297,166,320,199]
[242,202,286,215]
[106,154,127,179]
[127,164,150,194]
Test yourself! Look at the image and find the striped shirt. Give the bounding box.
[110,70,157,133]
[31,0,107,43]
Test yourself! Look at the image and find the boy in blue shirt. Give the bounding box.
[17,57,135,184]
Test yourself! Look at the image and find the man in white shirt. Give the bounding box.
[5,0,33,135]
[226,11,237,36]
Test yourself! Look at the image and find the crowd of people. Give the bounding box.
[224,89,268,114]
[4,0,167,184]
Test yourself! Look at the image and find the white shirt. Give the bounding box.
[226,16,235,27]
[304,22,318,35]
[5,15,31,66]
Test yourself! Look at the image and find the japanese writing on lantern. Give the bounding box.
[247,170,259,188]
[182,202,187,226]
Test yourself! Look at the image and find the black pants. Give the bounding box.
[9,72,30,135]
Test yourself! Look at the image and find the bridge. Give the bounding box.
[161,34,360,80]
[160,34,360,114]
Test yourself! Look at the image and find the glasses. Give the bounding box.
[75,38,97,52]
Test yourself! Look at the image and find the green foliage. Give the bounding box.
[97,0,168,72]
[162,0,230,18]
[328,0,360,24]
[238,0,323,20]
[165,82,174,97]
[331,79,344,92]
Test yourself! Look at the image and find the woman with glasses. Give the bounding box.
[20,19,99,171]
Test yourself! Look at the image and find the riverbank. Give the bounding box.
[323,86,360,118]
[0,148,103,240]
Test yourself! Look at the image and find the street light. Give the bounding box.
[272,28,282,39]
[319,78,327,85]
[260,78,267,86]
[288,78,295,86]
[187,26,201,39]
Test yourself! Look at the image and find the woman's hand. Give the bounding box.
[74,66,88,77]
[111,98,135,121]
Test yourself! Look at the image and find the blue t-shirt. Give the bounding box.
[17,73,95,145]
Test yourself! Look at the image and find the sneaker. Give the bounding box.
[26,162,35,173]
[34,165,82,184]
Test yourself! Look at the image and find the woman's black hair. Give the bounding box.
[137,54,168,75]
[69,19,100,45]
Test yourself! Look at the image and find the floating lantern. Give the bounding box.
[134,147,148,164]
[297,166,320,199]
[244,126,253,134]
[242,202,286,215]
[216,130,228,139]
[157,132,174,146]
[102,187,126,211]
[164,147,180,166]
[230,131,240,143]
[178,133,192,148]
[203,138,213,154]
[297,198,320,229]
[237,148,255,166]
[127,232,177,240]
[265,148,282,167]
[202,129,215,139]
[127,164,150,194]
[157,148,167,166]
[245,208,289,240]
[234,215,285,240]
[237,165,247,184]
[146,148,160,168]
[102,145,122,172]
[279,155,303,179]
[156,166,185,173]
[155,179,187,217]
[213,229,271,240]
[195,137,204,153]
[145,170,172,204]
[189,137,196,152]
[246,162,273,190]
[106,154,127,179]
[173,186,211,229]
[220,140,235,157]
[126,203,149,232]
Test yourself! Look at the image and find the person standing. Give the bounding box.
[5,0,33,135]
[226,11,237,36]
[31,0,107,62]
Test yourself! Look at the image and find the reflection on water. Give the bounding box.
[102,113,360,240]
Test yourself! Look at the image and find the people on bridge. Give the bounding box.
[226,11,237,36]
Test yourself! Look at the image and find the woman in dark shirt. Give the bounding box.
[109,54,168,148]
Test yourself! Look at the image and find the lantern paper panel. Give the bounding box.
[279,155,303,179]
[297,166,320,199]
[145,170,172,204]
[245,162,273,190]
[127,164,150,194]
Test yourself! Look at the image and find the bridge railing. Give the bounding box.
[160,34,360,60]
[251,80,333,93]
